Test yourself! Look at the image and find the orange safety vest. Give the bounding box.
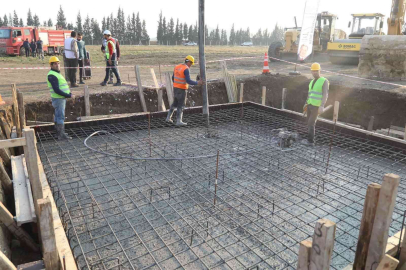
[173,64,189,90]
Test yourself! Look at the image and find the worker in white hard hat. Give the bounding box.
[302,63,329,146]
[166,55,203,126]
[100,30,122,86]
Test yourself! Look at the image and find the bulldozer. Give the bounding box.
[327,13,385,64]
[268,12,346,62]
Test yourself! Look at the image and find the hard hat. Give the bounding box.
[185,55,195,65]
[49,56,60,64]
[103,30,111,35]
[311,63,321,71]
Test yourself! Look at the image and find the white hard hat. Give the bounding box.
[103,30,111,35]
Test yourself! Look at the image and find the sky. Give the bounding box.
[2,0,394,39]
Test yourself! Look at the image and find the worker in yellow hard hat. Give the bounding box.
[166,55,203,126]
[302,63,329,146]
[47,56,74,140]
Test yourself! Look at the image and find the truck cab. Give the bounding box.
[0,27,37,55]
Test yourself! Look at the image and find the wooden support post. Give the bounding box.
[17,91,25,131]
[0,116,11,139]
[309,219,336,270]
[84,85,90,117]
[333,101,340,122]
[0,250,16,270]
[11,84,21,137]
[365,174,400,270]
[151,68,166,111]
[282,88,287,110]
[0,202,38,251]
[239,83,244,103]
[376,255,399,270]
[368,116,375,131]
[22,128,43,216]
[354,183,381,270]
[262,86,266,106]
[297,240,312,270]
[0,148,10,167]
[0,163,12,194]
[134,65,147,112]
[38,198,60,270]
[164,72,174,105]
[399,227,406,268]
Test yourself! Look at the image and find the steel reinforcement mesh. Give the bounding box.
[36,105,406,270]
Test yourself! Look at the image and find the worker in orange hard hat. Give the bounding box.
[166,55,204,126]
[302,63,329,146]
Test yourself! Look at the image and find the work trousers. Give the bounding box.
[78,59,85,81]
[25,48,30,57]
[66,58,78,85]
[169,88,187,113]
[52,98,66,125]
[109,60,119,81]
[306,104,319,143]
[103,54,120,82]
[37,49,44,60]
[31,50,36,57]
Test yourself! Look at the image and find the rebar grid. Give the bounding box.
[36,106,406,270]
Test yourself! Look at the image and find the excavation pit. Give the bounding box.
[35,103,406,270]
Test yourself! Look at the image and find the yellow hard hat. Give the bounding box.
[185,55,195,65]
[49,56,60,64]
[311,63,321,71]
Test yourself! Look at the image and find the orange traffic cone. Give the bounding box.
[0,95,5,105]
[263,52,270,74]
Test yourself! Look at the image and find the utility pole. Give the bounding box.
[199,0,209,128]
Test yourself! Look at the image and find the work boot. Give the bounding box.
[113,81,122,86]
[176,111,187,126]
[166,108,174,123]
[100,81,107,86]
[56,124,72,140]
[71,83,79,88]
[79,80,85,84]
[108,80,114,84]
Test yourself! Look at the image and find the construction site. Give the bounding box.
[1,1,406,270]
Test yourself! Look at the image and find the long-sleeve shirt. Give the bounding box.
[23,41,30,48]
[306,78,329,107]
[77,40,87,60]
[172,68,198,86]
[48,69,72,98]
[64,37,78,59]
[30,42,36,51]
[101,38,120,58]
[36,40,43,50]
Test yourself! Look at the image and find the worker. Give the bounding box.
[30,39,37,57]
[166,55,203,126]
[47,56,74,140]
[101,36,121,84]
[23,39,30,57]
[64,31,79,87]
[76,32,88,84]
[100,30,121,86]
[36,37,44,61]
[302,63,329,146]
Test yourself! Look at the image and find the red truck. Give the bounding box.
[0,26,72,56]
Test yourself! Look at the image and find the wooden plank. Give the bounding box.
[0,148,10,167]
[0,138,26,149]
[262,86,266,106]
[400,227,406,268]
[385,228,404,256]
[0,250,16,270]
[11,84,21,138]
[0,162,12,194]
[17,91,25,131]
[38,197,60,270]
[134,65,148,112]
[221,61,236,103]
[333,101,339,122]
[239,83,244,103]
[376,254,398,270]
[0,202,38,251]
[309,219,336,270]
[282,88,287,110]
[84,85,90,117]
[0,116,11,139]
[164,72,174,105]
[151,68,166,111]
[297,240,312,270]
[365,174,400,270]
[22,128,43,217]
[354,183,381,270]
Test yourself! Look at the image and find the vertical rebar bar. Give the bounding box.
[150,189,153,202]
[63,256,66,270]
[206,221,209,238]
[148,113,152,157]
[214,150,220,206]
[397,210,406,257]
[325,120,337,174]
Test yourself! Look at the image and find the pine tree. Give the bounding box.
[43,21,47,27]
[75,12,83,33]
[83,15,91,43]
[27,9,33,26]
[0,17,3,27]
[135,12,142,44]
[193,23,198,42]
[208,30,215,45]
[263,29,269,46]
[204,25,209,45]
[126,15,131,44]
[188,25,193,42]
[183,23,188,42]
[3,15,8,27]
[214,25,220,45]
[141,20,149,45]
[106,17,110,31]
[116,7,125,43]
[270,24,283,43]
[67,23,74,30]
[13,11,19,27]
[102,17,106,32]
[33,14,40,27]
[168,18,174,45]
[56,6,67,29]
[229,24,236,45]
[174,19,180,45]
[162,17,167,45]
[48,19,53,27]
[19,18,24,27]
[9,14,12,27]
[131,13,136,44]
[91,19,102,44]
[157,11,163,45]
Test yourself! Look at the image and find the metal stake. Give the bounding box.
[214,150,220,206]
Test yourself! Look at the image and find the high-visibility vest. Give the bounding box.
[173,64,189,90]
[47,70,71,99]
[105,39,116,60]
[307,77,327,107]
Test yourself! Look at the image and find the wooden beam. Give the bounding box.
[333,101,340,122]
[0,137,26,149]
[366,174,400,270]
[297,240,312,270]
[282,88,287,110]
[0,250,16,270]
[262,86,266,106]
[151,68,166,111]
[84,85,90,117]
[385,228,405,256]
[376,254,398,270]
[239,83,244,103]
[0,148,10,167]
[164,72,174,105]
[309,219,336,270]
[354,183,381,270]
[38,198,60,270]
[0,202,38,251]
[11,84,21,137]
[0,117,11,139]
[0,162,12,194]
[400,227,406,268]
[17,91,25,131]
[134,65,147,112]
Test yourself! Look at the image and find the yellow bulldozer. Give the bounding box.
[268,12,346,62]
